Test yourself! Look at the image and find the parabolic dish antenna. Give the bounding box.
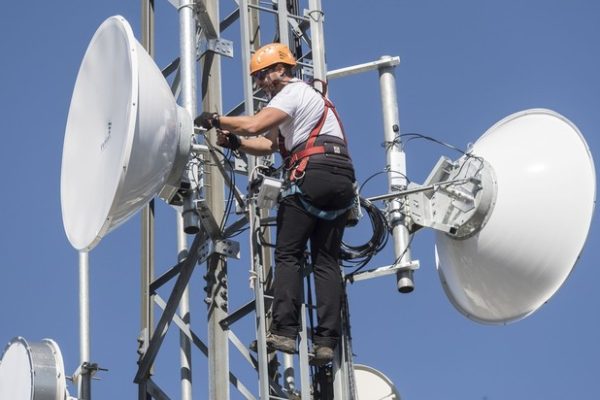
[61,15,191,251]
[0,337,67,400]
[436,108,596,324]
[354,364,401,399]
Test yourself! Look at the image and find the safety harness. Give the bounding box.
[278,88,349,181]
[278,83,356,220]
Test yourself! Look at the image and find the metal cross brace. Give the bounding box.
[134,230,207,383]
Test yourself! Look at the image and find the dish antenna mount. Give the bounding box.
[375,108,596,324]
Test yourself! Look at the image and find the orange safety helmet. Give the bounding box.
[249,43,297,75]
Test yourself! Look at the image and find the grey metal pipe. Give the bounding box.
[139,3,155,396]
[327,56,400,80]
[180,0,200,235]
[277,0,290,45]
[378,56,414,293]
[238,0,271,398]
[199,1,230,398]
[179,1,198,113]
[78,250,91,400]
[177,2,197,399]
[308,0,326,92]
[177,214,193,400]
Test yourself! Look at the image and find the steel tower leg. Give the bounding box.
[239,0,279,398]
[139,2,155,399]
[306,2,357,399]
[199,1,231,399]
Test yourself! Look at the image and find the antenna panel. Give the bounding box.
[435,109,596,324]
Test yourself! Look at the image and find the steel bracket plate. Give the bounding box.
[200,38,234,58]
[198,239,240,263]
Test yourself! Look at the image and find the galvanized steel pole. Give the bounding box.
[238,0,272,398]
[199,1,230,398]
[378,56,414,293]
[139,2,155,398]
[177,1,198,399]
[78,250,91,400]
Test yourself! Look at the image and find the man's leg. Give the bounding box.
[271,195,315,339]
[310,211,348,349]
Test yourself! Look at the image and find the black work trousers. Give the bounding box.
[271,164,355,348]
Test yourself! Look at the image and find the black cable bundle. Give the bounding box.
[340,197,389,268]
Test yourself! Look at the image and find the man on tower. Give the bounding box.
[196,42,356,366]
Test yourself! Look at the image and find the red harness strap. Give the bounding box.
[280,97,348,181]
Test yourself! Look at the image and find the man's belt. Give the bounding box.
[287,141,350,166]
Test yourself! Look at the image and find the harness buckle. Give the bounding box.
[290,168,305,181]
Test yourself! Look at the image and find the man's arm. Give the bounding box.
[219,107,288,136]
[217,128,279,156]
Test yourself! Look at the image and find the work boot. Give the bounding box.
[266,333,296,354]
[309,344,334,366]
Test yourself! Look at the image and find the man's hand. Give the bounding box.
[216,131,241,151]
[194,112,220,130]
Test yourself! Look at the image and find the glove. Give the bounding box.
[195,112,220,130]
[217,131,241,150]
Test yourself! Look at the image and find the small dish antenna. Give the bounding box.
[435,109,596,324]
[353,363,401,399]
[61,16,192,251]
[0,337,68,400]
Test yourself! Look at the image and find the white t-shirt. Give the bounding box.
[266,79,344,151]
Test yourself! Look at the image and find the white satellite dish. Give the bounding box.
[435,109,596,324]
[354,363,401,399]
[0,337,68,400]
[61,15,191,251]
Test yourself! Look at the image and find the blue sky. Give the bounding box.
[1,1,599,399]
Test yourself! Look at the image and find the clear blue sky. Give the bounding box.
[1,1,598,399]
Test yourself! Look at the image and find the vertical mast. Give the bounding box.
[139,2,155,399]
[378,57,414,293]
[199,1,230,398]
[177,1,196,400]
